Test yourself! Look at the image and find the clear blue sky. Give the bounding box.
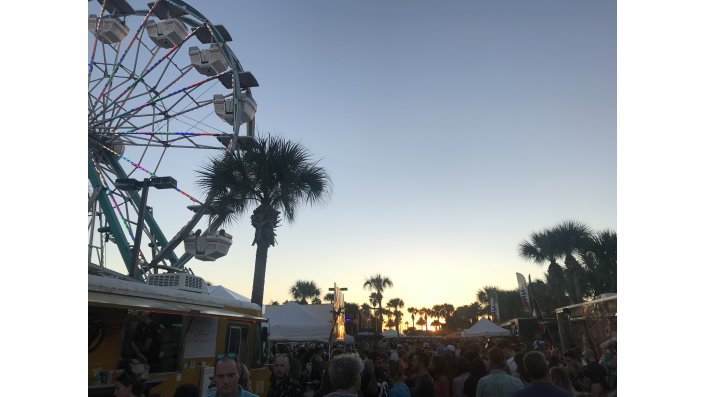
[90,0,616,314]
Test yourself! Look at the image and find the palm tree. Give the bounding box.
[419,307,429,331]
[386,298,405,334]
[363,274,393,333]
[323,292,336,304]
[519,229,569,305]
[579,229,617,297]
[416,317,426,331]
[552,221,592,303]
[407,307,418,330]
[289,280,321,304]
[198,135,331,306]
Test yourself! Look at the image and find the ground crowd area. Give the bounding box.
[223,338,617,397]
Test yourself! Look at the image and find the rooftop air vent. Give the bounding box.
[146,273,208,294]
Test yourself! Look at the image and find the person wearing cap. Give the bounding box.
[475,347,524,397]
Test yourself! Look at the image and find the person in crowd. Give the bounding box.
[323,353,364,397]
[562,351,583,392]
[278,345,303,387]
[411,351,435,397]
[398,347,410,375]
[463,357,488,397]
[550,367,576,396]
[208,356,258,397]
[512,352,530,385]
[309,346,325,384]
[315,348,345,397]
[404,352,417,388]
[475,347,524,397]
[132,312,162,373]
[498,341,517,377]
[239,363,252,392]
[512,351,569,397]
[548,356,563,369]
[390,345,400,362]
[113,372,143,397]
[578,350,607,397]
[598,341,616,391]
[173,383,200,397]
[431,355,452,397]
[451,357,470,397]
[267,354,303,397]
[388,360,411,397]
[361,351,391,397]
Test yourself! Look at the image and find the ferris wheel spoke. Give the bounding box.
[95,1,161,104]
[92,70,230,129]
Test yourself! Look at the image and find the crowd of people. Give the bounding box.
[256,338,616,397]
[112,338,617,397]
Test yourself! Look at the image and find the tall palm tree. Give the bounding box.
[407,307,418,329]
[552,221,592,303]
[418,307,429,331]
[363,274,393,333]
[289,280,321,304]
[519,229,569,305]
[386,298,405,334]
[198,136,331,306]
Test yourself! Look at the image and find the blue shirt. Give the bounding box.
[388,383,411,397]
[476,370,524,397]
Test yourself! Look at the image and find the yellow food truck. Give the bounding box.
[88,269,270,397]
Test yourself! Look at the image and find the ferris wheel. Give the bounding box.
[88,0,257,279]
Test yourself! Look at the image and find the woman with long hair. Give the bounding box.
[430,355,452,397]
[462,358,488,397]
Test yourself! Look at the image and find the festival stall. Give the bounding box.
[264,302,332,342]
[460,318,511,337]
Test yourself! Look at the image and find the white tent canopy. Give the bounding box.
[382,329,407,338]
[264,302,332,342]
[461,318,511,337]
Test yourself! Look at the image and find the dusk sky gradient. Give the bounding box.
[90,0,616,318]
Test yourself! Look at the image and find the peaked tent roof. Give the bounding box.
[208,285,251,303]
[461,318,511,337]
[264,302,332,342]
[381,329,407,338]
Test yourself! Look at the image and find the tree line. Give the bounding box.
[270,220,616,334]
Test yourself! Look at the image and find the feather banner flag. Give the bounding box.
[490,292,500,323]
[516,272,532,315]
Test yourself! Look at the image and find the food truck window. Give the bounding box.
[122,310,184,373]
[226,324,249,363]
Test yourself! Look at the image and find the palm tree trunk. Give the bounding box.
[250,242,269,306]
